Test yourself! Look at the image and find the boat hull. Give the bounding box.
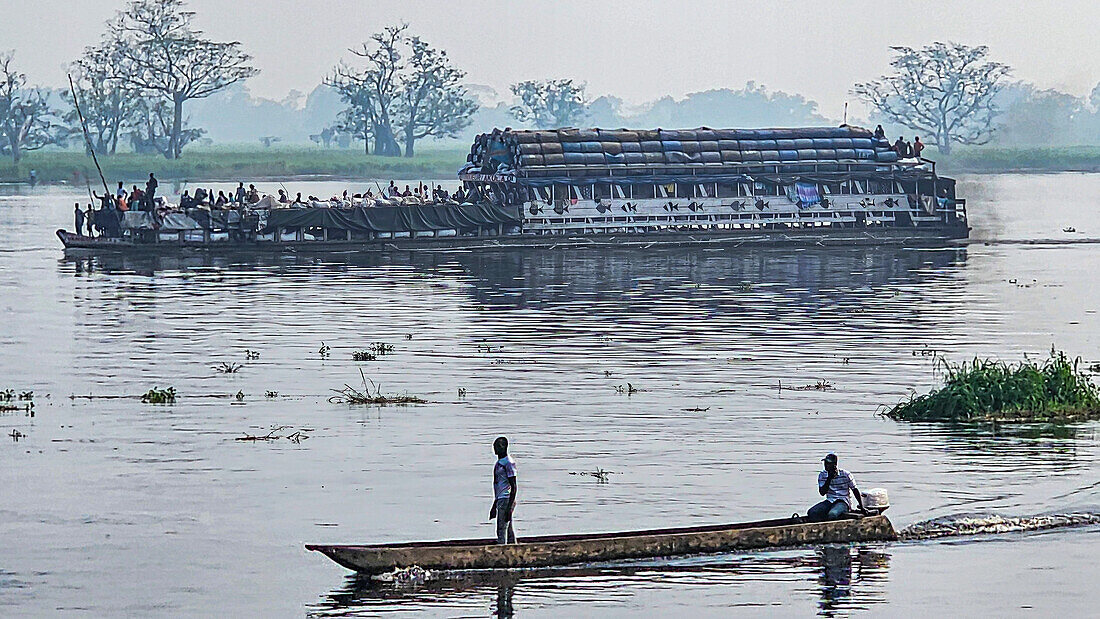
[59,226,967,254]
[306,515,896,574]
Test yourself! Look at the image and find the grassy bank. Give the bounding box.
[0,146,468,184]
[885,349,1100,423]
[4,145,1100,184]
[935,146,1100,174]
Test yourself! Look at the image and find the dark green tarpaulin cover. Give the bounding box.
[263,203,520,233]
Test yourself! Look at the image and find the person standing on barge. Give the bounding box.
[145,173,158,211]
[74,203,85,236]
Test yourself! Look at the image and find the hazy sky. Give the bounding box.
[4,0,1099,116]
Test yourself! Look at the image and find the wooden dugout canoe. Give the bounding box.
[306,515,896,574]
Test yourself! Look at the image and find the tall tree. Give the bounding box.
[853,42,1010,154]
[68,46,144,155]
[0,52,58,164]
[128,96,204,155]
[394,36,478,157]
[95,0,257,159]
[327,25,406,157]
[509,79,588,129]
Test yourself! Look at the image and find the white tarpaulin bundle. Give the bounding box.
[160,213,203,231]
[121,211,155,229]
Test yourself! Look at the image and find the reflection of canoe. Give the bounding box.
[306,515,896,574]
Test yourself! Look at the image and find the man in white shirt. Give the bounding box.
[808,453,866,521]
[489,436,518,544]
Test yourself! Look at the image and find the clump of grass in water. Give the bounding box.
[885,348,1100,422]
[141,387,177,404]
[329,370,426,405]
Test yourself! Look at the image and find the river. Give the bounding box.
[1,174,1098,616]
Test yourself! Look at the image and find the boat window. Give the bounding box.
[676,183,694,198]
[633,184,656,199]
[552,185,570,201]
[613,185,627,199]
[853,180,866,194]
[696,183,711,198]
[593,184,614,200]
[657,184,670,198]
[717,183,738,198]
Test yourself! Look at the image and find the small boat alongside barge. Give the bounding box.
[58,125,967,253]
[306,515,897,574]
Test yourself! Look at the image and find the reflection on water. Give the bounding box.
[308,544,892,617]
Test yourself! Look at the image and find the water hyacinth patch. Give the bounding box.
[885,348,1100,422]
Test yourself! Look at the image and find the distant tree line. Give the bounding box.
[5,14,1100,167]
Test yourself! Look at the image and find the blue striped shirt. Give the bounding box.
[819,469,856,506]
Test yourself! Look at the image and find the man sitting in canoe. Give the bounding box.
[489,436,517,544]
[807,453,866,521]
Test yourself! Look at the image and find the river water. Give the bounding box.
[1,174,1098,617]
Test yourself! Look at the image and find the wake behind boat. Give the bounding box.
[305,515,897,575]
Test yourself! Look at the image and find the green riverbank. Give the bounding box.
[0,146,468,184]
[3,145,1099,184]
[934,146,1100,174]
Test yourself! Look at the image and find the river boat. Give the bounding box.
[305,514,896,574]
[58,126,967,253]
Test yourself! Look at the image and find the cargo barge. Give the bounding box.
[57,125,968,253]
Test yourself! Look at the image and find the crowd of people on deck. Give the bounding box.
[873,125,925,160]
[74,172,479,238]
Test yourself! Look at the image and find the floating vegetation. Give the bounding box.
[404,333,413,341]
[329,370,426,405]
[245,349,261,360]
[141,387,177,404]
[737,282,753,292]
[457,387,467,398]
[352,350,377,361]
[1088,362,1100,374]
[214,362,243,374]
[603,370,613,378]
[1063,227,1077,233]
[18,390,33,401]
[235,390,245,401]
[9,429,24,441]
[318,342,331,358]
[235,425,311,444]
[789,379,835,391]
[265,390,279,398]
[0,389,14,401]
[683,407,710,412]
[569,468,619,483]
[884,348,1100,422]
[370,342,395,355]
[614,383,638,395]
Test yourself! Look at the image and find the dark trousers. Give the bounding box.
[808,499,849,522]
[495,497,516,544]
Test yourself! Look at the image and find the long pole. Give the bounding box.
[68,74,111,197]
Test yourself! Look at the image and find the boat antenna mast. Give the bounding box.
[67,74,111,197]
